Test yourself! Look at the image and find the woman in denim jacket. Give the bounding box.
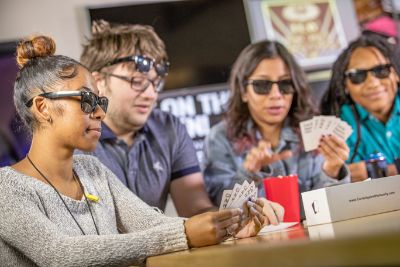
[201,40,351,207]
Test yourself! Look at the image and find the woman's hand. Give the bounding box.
[319,135,349,178]
[184,208,242,247]
[235,198,284,238]
[243,140,292,173]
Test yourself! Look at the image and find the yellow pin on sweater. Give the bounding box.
[85,193,100,203]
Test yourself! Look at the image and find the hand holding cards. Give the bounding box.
[300,116,353,152]
[219,181,258,210]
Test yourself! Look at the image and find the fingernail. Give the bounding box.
[247,201,254,207]
[251,197,256,202]
[237,208,243,214]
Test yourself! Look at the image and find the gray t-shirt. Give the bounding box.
[0,155,188,267]
[78,109,200,211]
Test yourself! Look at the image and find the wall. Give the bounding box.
[0,0,359,61]
[0,0,160,60]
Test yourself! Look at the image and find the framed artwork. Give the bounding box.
[260,0,348,70]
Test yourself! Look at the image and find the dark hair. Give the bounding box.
[320,33,398,116]
[226,40,317,142]
[320,33,399,162]
[81,20,167,72]
[14,35,84,132]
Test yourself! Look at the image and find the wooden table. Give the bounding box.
[147,210,400,267]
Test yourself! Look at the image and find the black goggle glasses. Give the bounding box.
[101,55,170,77]
[245,79,295,95]
[25,89,109,114]
[345,64,392,85]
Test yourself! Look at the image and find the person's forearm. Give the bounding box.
[349,162,397,182]
[387,164,398,176]
[177,195,216,217]
[348,161,368,182]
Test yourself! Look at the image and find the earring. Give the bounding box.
[48,117,53,124]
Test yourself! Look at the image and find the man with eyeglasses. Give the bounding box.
[78,21,215,217]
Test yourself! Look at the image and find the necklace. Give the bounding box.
[26,154,100,235]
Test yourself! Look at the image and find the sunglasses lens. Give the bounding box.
[277,80,294,94]
[81,92,109,113]
[155,62,169,77]
[251,80,272,95]
[98,97,108,113]
[374,65,391,79]
[136,56,152,73]
[80,92,96,113]
[347,71,367,85]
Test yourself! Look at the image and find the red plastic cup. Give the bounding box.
[263,174,300,222]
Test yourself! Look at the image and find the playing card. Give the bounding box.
[251,181,258,199]
[299,118,316,152]
[324,117,339,135]
[300,116,353,152]
[219,190,232,210]
[219,181,259,210]
[230,180,249,208]
[226,183,241,208]
[318,116,335,135]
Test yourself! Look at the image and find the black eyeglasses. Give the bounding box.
[102,73,165,93]
[245,79,295,95]
[345,64,392,85]
[100,55,170,77]
[25,89,109,114]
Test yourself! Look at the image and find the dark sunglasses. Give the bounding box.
[25,89,109,114]
[345,64,392,85]
[102,73,165,93]
[101,55,170,77]
[245,79,295,95]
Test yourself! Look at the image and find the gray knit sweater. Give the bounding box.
[0,155,188,267]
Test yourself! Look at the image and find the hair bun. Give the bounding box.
[16,35,56,69]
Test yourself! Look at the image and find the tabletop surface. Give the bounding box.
[147,210,400,267]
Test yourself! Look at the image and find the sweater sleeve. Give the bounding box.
[0,170,188,267]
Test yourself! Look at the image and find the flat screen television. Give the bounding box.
[88,0,252,91]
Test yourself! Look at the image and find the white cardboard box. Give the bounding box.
[301,175,400,226]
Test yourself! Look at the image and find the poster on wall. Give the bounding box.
[260,0,347,69]
[157,85,229,162]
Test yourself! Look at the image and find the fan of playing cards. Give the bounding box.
[300,116,353,152]
[219,181,258,210]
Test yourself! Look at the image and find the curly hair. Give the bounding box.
[226,40,317,142]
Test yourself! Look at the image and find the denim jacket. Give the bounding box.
[201,120,350,206]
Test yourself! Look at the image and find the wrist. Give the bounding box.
[323,162,342,178]
[183,219,194,248]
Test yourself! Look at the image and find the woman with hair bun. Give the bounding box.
[0,35,273,266]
